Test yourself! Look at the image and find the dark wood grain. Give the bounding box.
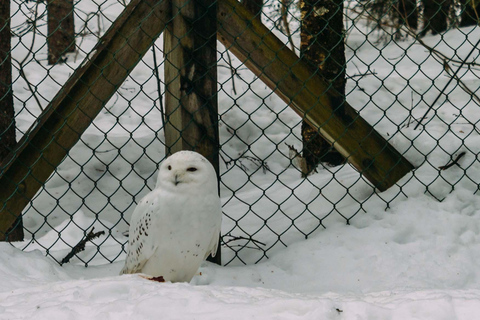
[163,0,220,264]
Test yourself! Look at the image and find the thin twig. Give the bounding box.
[222,234,266,251]
[406,91,414,128]
[453,113,480,135]
[75,12,97,63]
[97,9,102,38]
[152,45,165,128]
[415,37,480,130]
[281,0,295,52]
[473,0,480,24]
[223,235,266,247]
[225,50,237,95]
[222,150,270,173]
[348,6,480,130]
[61,227,105,265]
[13,59,44,112]
[439,152,466,170]
[446,67,480,105]
[14,1,44,112]
[349,6,480,66]
[346,71,377,79]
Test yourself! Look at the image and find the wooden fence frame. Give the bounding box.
[0,0,413,247]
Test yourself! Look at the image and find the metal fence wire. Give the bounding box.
[1,0,479,266]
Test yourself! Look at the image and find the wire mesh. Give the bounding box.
[1,0,479,266]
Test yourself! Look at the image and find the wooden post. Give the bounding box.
[0,0,23,241]
[217,0,414,190]
[164,0,220,264]
[0,0,169,238]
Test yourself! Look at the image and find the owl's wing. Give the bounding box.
[204,205,222,259]
[120,192,159,275]
[205,230,220,259]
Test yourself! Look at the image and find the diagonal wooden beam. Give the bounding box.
[0,0,170,238]
[217,0,414,191]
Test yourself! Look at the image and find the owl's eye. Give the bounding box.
[168,165,172,170]
[187,167,197,172]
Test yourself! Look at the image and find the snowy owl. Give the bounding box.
[120,151,222,282]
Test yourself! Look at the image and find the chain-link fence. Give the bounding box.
[1,0,479,266]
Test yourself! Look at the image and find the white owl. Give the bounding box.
[120,151,222,282]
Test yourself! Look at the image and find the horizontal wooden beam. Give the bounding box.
[0,0,169,238]
[217,0,414,191]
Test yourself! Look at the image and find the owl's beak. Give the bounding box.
[174,174,180,186]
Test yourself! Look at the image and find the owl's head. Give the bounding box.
[156,151,218,194]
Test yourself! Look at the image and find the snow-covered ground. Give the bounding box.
[3,0,480,318]
[4,186,480,319]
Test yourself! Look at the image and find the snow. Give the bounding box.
[5,205,480,320]
[3,0,480,318]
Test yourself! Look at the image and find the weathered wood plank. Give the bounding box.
[217,0,414,191]
[164,0,220,264]
[164,0,219,170]
[0,0,169,237]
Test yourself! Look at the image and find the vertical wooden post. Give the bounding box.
[0,0,23,241]
[164,0,220,264]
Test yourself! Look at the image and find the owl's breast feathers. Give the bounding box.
[120,188,221,281]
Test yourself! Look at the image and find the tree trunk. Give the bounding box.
[459,0,479,27]
[421,0,451,36]
[242,0,263,21]
[300,0,346,174]
[47,0,75,65]
[0,0,23,241]
[397,0,418,31]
